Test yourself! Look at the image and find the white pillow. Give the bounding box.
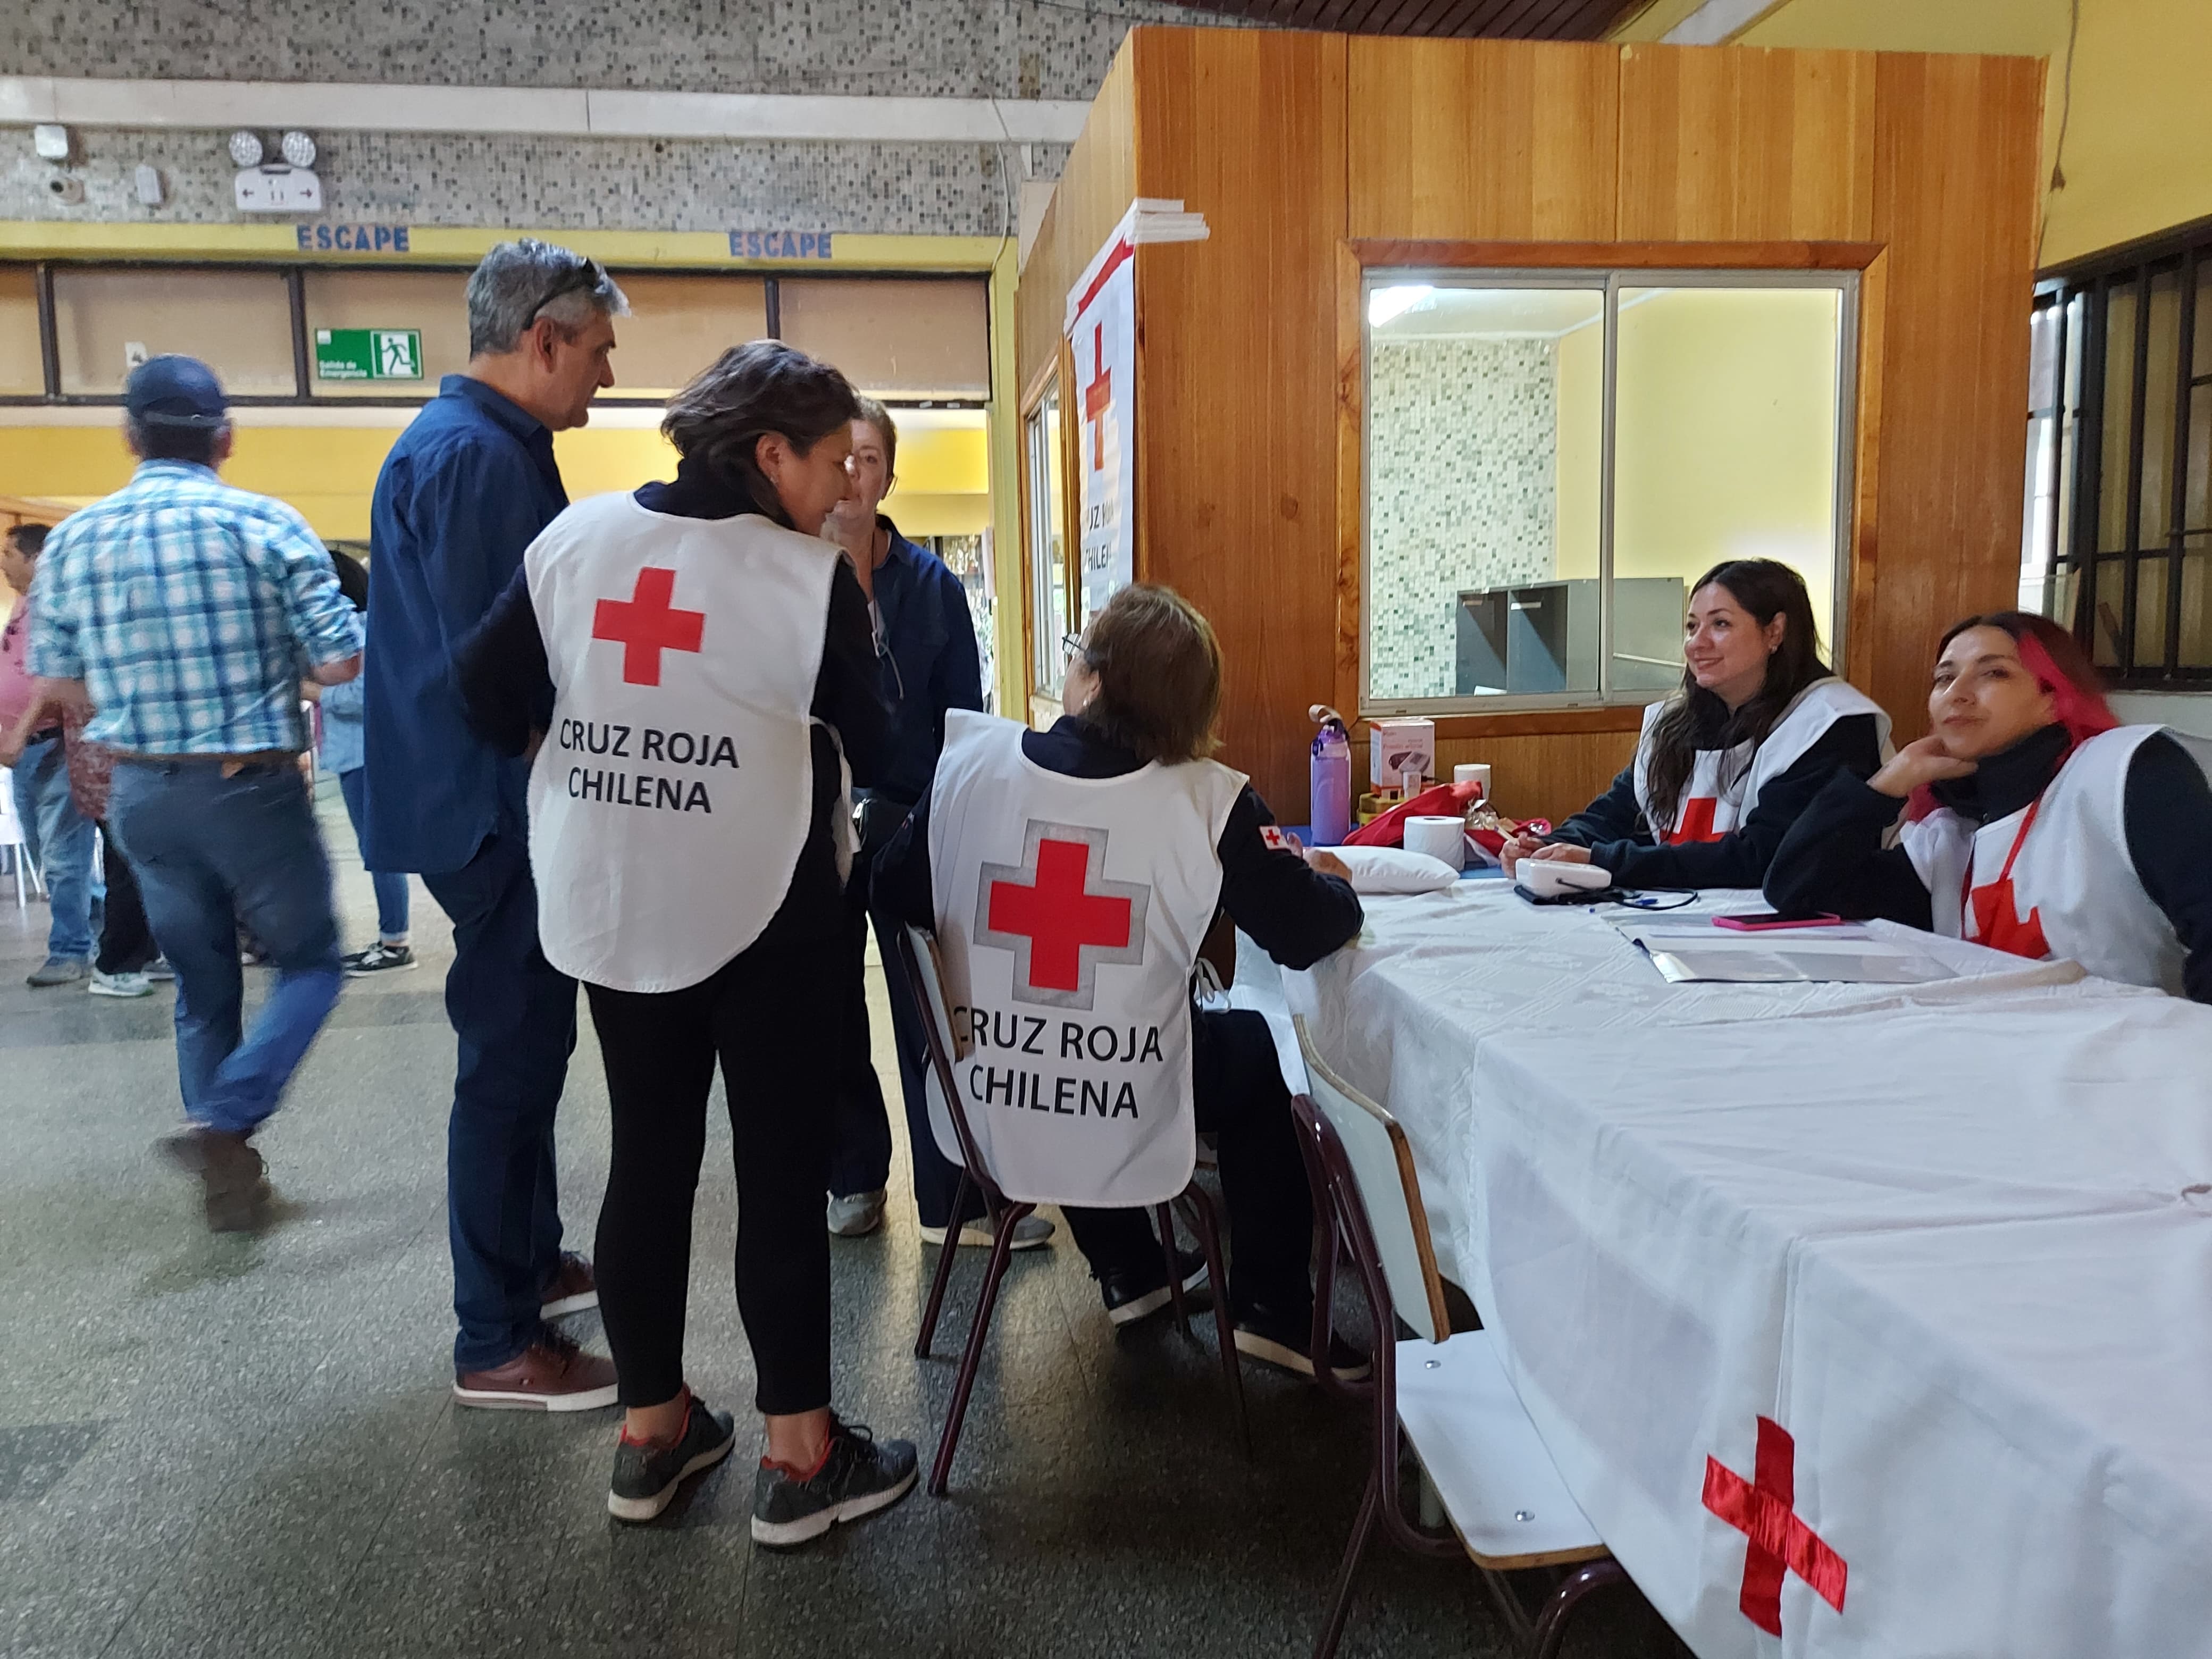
[1323,844,1460,894]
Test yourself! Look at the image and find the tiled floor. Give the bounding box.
[0,797,1692,1658]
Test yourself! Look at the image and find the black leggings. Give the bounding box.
[1061,1008,1315,1320]
[584,868,843,1416]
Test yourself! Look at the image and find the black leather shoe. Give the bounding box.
[1100,1249,1209,1327]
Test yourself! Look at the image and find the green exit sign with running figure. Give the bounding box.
[315,328,423,381]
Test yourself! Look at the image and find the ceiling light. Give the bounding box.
[1368,286,1435,328]
[280,130,317,169]
[227,130,264,167]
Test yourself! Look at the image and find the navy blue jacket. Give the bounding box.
[865,515,985,803]
[362,375,567,875]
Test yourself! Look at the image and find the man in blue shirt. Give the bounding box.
[364,241,626,1411]
[28,356,363,1232]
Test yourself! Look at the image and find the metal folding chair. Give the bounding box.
[1291,1017,1629,1659]
[895,923,1250,1495]
[0,766,45,910]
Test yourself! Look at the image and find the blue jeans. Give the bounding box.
[336,767,409,941]
[421,831,577,1372]
[11,731,96,962]
[107,759,343,1137]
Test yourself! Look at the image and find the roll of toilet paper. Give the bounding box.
[1454,763,1492,799]
[1402,815,1465,871]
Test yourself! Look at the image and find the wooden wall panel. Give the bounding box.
[1130,27,1348,817]
[1859,51,2045,739]
[1618,44,1876,242]
[1015,43,1137,404]
[1436,730,1641,830]
[1346,38,1618,241]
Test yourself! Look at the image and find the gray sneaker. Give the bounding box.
[826,1188,886,1237]
[751,1417,918,1548]
[607,1393,738,1523]
[27,955,90,988]
[918,1211,1056,1251]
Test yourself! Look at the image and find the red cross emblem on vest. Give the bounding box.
[974,821,1150,1011]
[1967,875,2052,960]
[1703,1416,1848,1637]
[593,566,705,686]
[1666,796,1723,845]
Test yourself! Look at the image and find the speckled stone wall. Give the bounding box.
[4,0,1221,101]
[0,128,1069,236]
[0,0,1233,234]
[1367,337,1561,701]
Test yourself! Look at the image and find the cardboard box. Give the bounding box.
[1368,718,1435,789]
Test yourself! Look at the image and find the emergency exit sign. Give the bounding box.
[315,328,422,381]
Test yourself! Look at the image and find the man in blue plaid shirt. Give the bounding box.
[29,355,363,1231]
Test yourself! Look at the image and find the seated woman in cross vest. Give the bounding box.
[872,583,1371,1380]
[1501,558,1888,889]
[1764,611,2212,1000]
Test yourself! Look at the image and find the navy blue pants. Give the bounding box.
[827,843,977,1230]
[421,832,578,1372]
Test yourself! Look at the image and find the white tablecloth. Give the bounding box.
[1282,889,2212,1657]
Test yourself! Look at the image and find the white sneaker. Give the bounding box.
[88,969,154,999]
[919,1212,1056,1251]
[826,1189,887,1237]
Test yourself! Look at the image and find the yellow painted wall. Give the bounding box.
[1544,289,1841,634]
[1612,287,1840,636]
[0,413,990,544]
[1553,319,1602,581]
[1616,0,2212,269]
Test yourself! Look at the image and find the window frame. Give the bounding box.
[1356,265,1861,719]
[1021,376,1075,699]
[2030,220,2212,686]
[0,258,991,413]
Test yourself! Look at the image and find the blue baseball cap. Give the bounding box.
[124,355,229,429]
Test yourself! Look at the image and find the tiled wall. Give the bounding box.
[1367,337,1559,700]
[0,0,1245,233]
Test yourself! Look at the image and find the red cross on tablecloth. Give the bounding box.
[1703,1416,1848,1637]
[1666,796,1723,844]
[1083,322,1113,471]
[991,837,1134,992]
[592,567,705,686]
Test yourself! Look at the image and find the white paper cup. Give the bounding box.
[1454,763,1492,799]
[1403,815,1465,871]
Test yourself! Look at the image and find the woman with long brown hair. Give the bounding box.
[1766,610,2212,999]
[1503,557,1888,888]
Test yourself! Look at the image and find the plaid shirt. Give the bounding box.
[29,460,362,756]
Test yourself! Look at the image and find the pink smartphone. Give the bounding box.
[1713,911,1843,932]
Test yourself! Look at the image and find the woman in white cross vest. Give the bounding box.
[1503,559,1888,889]
[1766,610,2212,998]
[456,340,920,1538]
[873,584,1373,1380]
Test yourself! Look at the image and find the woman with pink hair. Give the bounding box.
[1765,611,2212,1000]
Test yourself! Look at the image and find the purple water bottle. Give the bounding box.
[1309,705,1352,848]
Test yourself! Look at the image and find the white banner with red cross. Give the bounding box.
[1066,220,1136,625]
[1458,994,2212,1656]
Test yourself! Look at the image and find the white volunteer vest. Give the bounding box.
[524,493,838,993]
[1632,676,1890,844]
[1899,725,2211,994]
[926,710,1247,1206]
